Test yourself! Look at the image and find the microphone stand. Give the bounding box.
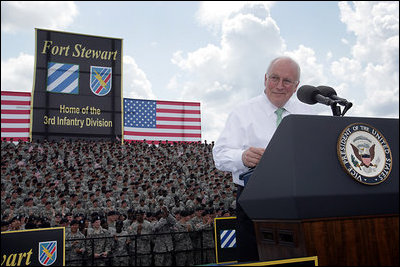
[330,102,342,116]
[341,102,353,116]
[330,101,353,116]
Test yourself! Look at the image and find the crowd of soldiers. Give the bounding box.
[1,138,237,265]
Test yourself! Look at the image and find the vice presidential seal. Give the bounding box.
[337,123,392,185]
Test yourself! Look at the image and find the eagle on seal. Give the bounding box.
[351,143,376,168]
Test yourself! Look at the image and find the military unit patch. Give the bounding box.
[220,230,236,249]
[337,123,392,185]
[46,62,79,94]
[38,241,57,266]
[46,63,112,96]
[90,66,112,96]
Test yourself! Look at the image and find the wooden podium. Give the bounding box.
[239,115,399,266]
[253,215,398,266]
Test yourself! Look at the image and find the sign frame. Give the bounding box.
[30,28,123,141]
[1,227,65,266]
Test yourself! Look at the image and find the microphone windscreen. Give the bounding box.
[297,85,319,104]
[317,86,337,97]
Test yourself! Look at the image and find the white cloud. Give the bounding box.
[284,45,327,86]
[1,1,78,33]
[150,41,159,48]
[170,2,291,141]
[326,51,333,61]
[339,1,399,64]
[330,57,362,83]
[1,53,34,92]
[333,1,399,118]
[360,62,399,117]
[196,1,275,34]
[123,55,155,100]
[172,1,399,142]
[196,1,244,27]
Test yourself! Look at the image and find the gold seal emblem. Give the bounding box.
[337,123,392,185]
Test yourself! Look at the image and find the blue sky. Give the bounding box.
[1,1,399,141]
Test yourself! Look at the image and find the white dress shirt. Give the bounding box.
[213,92,314,186]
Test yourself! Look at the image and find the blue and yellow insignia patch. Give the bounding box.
[38,241,57,266]
[90,66,112,96]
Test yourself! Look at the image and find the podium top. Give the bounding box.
[238,115,399,220]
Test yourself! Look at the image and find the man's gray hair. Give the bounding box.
[267,56,301,81]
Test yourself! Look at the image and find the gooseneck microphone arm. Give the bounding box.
[317,86,353,116]
[330,102,342,116]
[341,102,353,116]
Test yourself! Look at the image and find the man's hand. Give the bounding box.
[242,147,265,168]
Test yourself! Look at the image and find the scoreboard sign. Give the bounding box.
[31,28,122,141]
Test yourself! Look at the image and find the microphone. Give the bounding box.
[297,85,337,106]
[317,85,353,115]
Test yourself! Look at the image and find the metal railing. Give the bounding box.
[65,229,215,266]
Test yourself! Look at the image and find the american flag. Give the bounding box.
[1,91,31,142]
[0,91,202,143]
[123,98,201,143]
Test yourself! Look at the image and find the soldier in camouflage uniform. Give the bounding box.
[86,216,112,266]
[129,211,153,266]
[88,199,103,218]
[197,210,216,264]
[123,208,135,232]
[172,210,194,266]
[1,201,17,222]
[111,220,130,266]
[189,207,204,265]
[106,210,118,234]
[72,201,86,218]
[40,201,55,221]
[117,199,130,218]
[137,198,150,214]
[152,207,176,266]
[65,220,86,266]
[18,197,37,218]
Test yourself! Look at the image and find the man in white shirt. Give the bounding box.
[213,56,314,262]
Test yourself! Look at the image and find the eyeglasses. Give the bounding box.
[267,75,298,87]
